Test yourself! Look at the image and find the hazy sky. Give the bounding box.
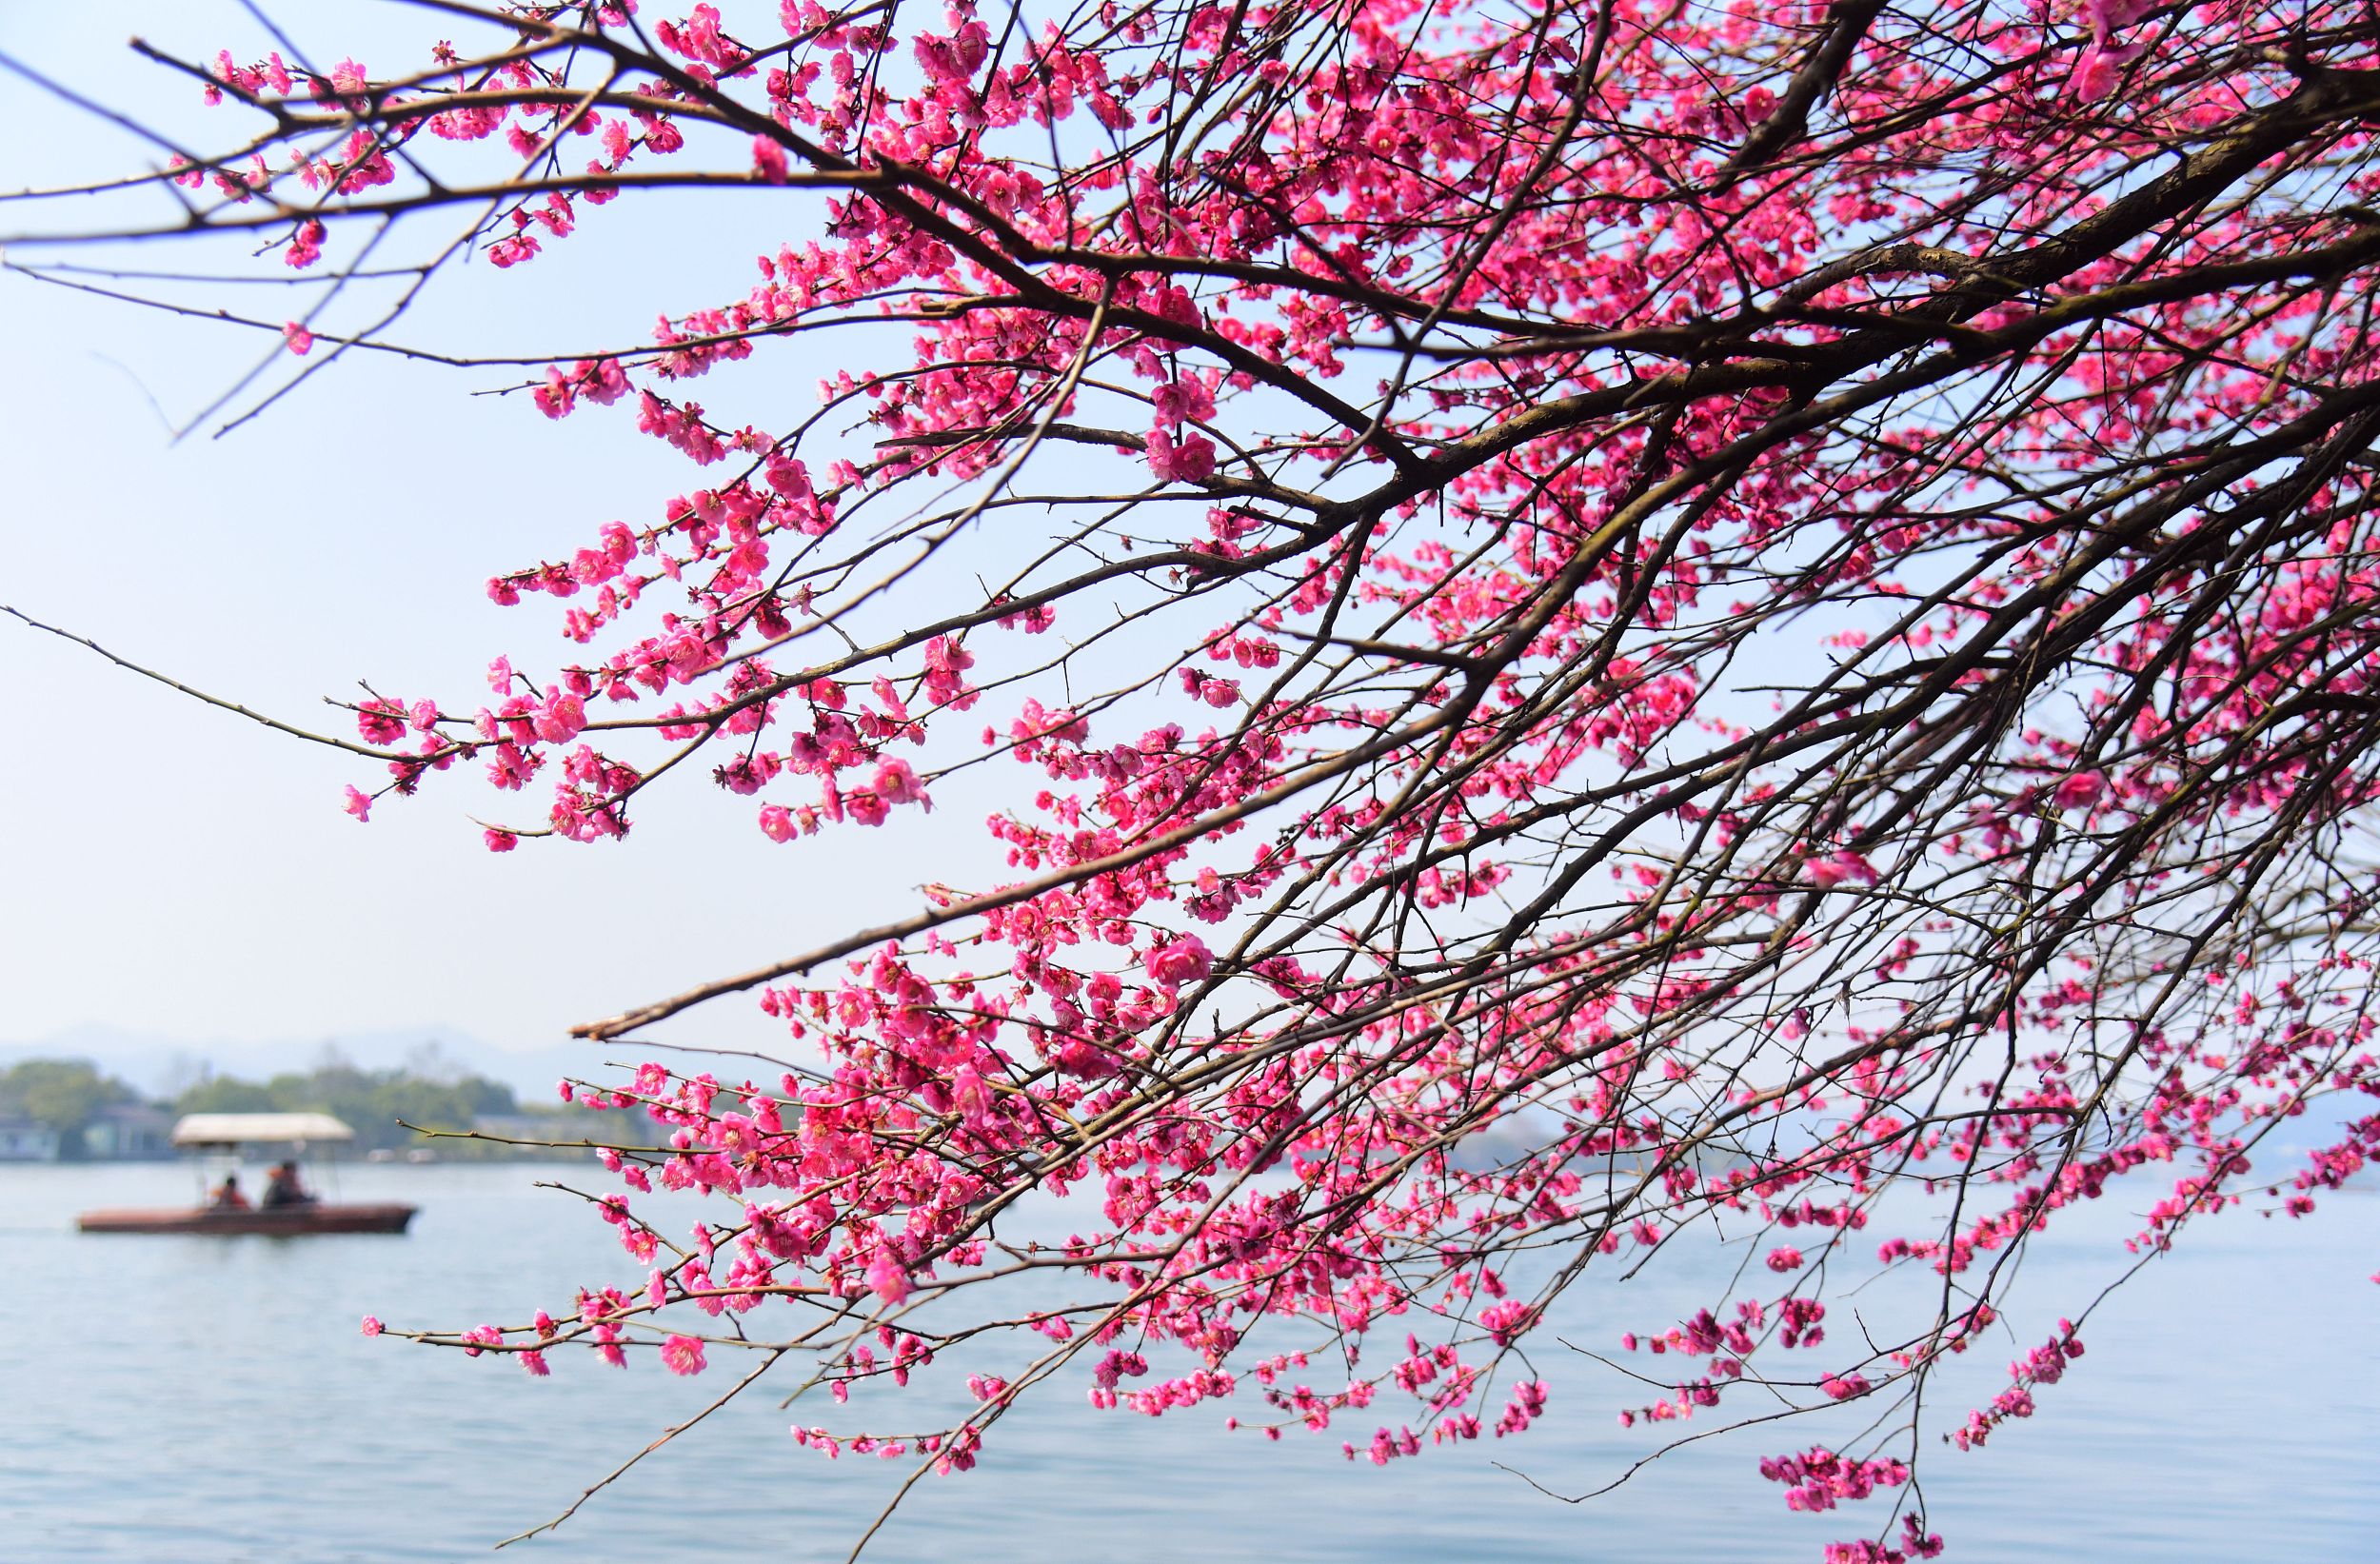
[0,3,983,1079]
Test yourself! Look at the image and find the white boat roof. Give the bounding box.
[171,1112,356,1147]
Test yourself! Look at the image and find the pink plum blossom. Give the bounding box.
[1143,935,1214,990]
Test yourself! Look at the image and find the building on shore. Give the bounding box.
[0,1114,61,1160]
[0,1105,177,1161]
[81,1103,176,1159]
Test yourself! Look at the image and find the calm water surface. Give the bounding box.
[1,1161,2372,1561]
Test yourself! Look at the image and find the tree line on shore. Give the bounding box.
[0,1052,619,1158]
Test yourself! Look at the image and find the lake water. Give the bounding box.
[2,1161,2373,1561]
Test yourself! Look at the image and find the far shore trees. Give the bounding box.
[172,1055,586,1157]
[0,1052,614,1158]
[0,1059,136,1153]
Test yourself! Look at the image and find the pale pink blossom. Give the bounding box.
[1144,934,1215,990]
[2069,39,2141,102]
[1146,427,1217,485]
[2053,770,2108,811]
[864,1245,911,1304]
[1804,851,1874,889]
[872,758,923,805]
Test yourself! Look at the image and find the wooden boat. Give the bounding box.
[77,1202,416,1236]
[75,1111,417,1237]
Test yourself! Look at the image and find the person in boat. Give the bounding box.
[209,1173,249,1210]
[261,1159,316,1209]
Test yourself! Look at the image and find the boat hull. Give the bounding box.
[75,1203,417,1236]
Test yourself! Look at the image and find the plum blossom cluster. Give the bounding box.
[30,0,2380,1556]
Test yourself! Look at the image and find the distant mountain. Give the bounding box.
[0,1021,608,1101]
[2249,1083,2380,1153]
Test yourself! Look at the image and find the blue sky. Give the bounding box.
[0,2,977,1087]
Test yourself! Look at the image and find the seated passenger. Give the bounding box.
[261,1159,315,1209]
[210,1173,249,1210]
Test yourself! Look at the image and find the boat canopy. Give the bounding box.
[170,1112,357,1148]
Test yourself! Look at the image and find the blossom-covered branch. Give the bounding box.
[15,0,2380,1557]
